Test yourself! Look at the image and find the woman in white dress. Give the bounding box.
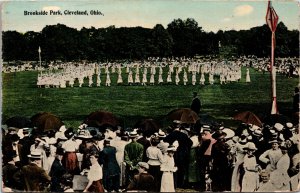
[192,72,196,85]
[117,72,123,85]
[142,67,148,86]
[200,72,205,85]
[160,146,177,192]
[158,67,163,85]
[166,71,172,84]
[183,69,188,85]
[128,70,133,85]
[209,72,214,85]
[246,68,251,83]
[175,70,180,85]
[241,142,260,192]
[105,71,111,87]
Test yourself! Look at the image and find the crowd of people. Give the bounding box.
[2,112,299,192]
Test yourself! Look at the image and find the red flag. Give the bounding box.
[266,1,279,32]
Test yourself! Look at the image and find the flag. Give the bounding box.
[266,1,279,32]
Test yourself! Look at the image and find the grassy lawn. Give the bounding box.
[2,67,298,129]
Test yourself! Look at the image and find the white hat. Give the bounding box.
[158,130,166,138]
[223,128,235,139]
[286,122,293,128]
[59,125,67,132]
[138,162,149,170]
[28,150,42,159]
[251,125,260,131]
[274,123,284,132]
[243,142,257,151]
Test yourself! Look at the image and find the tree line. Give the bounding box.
[2,18,299,63]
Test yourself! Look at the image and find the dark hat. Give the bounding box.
[104,139,111,145]
[56,147,65,156]
[11,134,20,142]
[6,150,17,160]
[64,128,75,139]
[212,130,227,140]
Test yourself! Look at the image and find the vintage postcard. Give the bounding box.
[1,0,299,192]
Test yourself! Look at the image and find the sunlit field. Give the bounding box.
[2,67,298,129]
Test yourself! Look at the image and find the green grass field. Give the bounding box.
[2,67,299,129]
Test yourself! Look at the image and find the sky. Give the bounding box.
[1,0,299,33]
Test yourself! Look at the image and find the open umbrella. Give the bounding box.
[5,116,32,129]
[84,110,120,132]
[134,119,160,137]
[31,112,64,132]
[167,108,199,124]
[233,111,262,127]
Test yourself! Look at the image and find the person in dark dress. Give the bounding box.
[211,130,231,192]
[49,147,66,192]
[163,121,193,188]
[99,139,121,192]
[191,92,201,114]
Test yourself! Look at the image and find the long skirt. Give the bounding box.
[241,171,259,192]
[88,180,104,192]
[161,172,175,192]
[63,152,79,173]
[148,165,162,191]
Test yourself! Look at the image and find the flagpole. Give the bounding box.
[38,46,42,75]
[266,0,279,114]
[271,32,278,114]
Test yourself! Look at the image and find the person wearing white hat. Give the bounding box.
[241,142,260,192]
[268,143,291,191]
[230,136,248,192]
[17,150,51,191]
[124,130,144,186]
[157,130,169,155]
[259,140,282,172]
[160,146,177,192]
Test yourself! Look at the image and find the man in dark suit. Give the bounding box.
[16,151,51,191]
[2,150,19,190]
[49,148,66,192]
[191,92,201,114]
[100,139,121,192]
[163,121,193,188]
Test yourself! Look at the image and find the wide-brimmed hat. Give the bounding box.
[128,130,139,138]
[157,130,166,138]
[201,125,211,133]
[28,150,42,159]
[269,139,279,144]
[212,130,227,139]
[76,129,93,139]
[138,162,149,170]
[64,128,75,139]
[243,142,257,151]
[274,123,284,132]
[223,128,235,139]
[252,129,263,137]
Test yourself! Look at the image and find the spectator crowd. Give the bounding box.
[2,113,299,192]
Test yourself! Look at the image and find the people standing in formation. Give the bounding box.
[33,55,300,88]
[2,115,299,192]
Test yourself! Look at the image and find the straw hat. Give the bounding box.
[243,142,257,151]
